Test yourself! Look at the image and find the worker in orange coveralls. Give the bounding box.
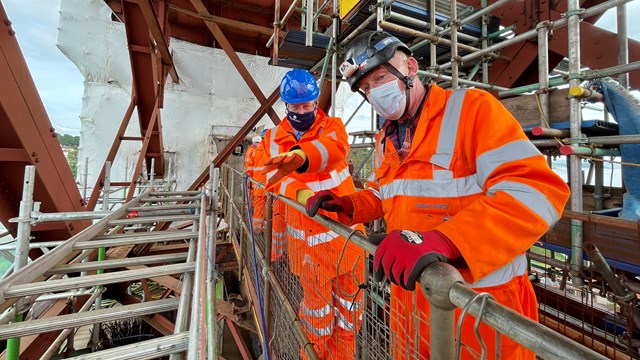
[245,130,287,260]
[260,68,366,359]
[246,134,266,232]
[306,31,570,359]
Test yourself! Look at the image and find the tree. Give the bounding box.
[55,133,80,147]
[67,148,78,178]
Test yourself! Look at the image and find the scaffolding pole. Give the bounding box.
[439,0,635,70]
[567,0,585,287]
[537,22,550,126]
[450,0,459,89]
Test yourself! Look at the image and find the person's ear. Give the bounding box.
[406,57,419,77]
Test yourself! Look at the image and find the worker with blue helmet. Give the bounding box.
[259,68,365,359]
[279,68,320,133]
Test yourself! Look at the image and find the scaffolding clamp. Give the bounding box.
[562,8,586,19]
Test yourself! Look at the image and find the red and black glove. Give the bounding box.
[305,190,354,217]
[369,230,461,291]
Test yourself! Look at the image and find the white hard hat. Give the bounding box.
[252,136,262,143]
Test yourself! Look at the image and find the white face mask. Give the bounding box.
[368,80,406,120]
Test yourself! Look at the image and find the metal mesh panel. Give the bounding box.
[268,253,305,359]
[227,167,632,359]
[234,178,500,359]
[529,244,640,359]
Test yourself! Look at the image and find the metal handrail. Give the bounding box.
[229,165,609,359]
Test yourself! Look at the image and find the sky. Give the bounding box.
[3,0,640,137]
[4,0,84,136]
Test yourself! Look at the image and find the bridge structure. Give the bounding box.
[0,0,638,358]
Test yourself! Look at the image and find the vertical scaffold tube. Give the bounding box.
[567,0,584,286]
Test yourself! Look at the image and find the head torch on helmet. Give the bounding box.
[339,59,359,79]
[342,31,412,92]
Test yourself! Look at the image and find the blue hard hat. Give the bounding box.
[280,69,320,104]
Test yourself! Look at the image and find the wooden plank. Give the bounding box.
[0,192,147,309]
[125,265,183,294]
[539,315,631,360]
[500,89,570,127]
[147,243,191,255]
[5,263,193,298]
[47,253,188,274]
[0,298,179,339]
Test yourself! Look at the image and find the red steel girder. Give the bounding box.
[126,96,160,202]
[119,292,176,335]
[188,0,281,124]
[137,0,179,83]
[458,0,640,89]
[122,0,166,178]
[0,3,90,242]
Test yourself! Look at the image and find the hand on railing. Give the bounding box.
[368,230,461,291]
[305,190,354,217]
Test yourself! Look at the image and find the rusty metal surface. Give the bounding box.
[0,2,90,242]
[107,0,318,57]
[122,0,166,179]
[542,214,640,272]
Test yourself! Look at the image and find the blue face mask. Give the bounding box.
[287,109,316,132]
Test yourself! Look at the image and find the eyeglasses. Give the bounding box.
[286,102,317,113]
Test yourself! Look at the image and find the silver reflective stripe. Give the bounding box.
[488,180,559,227]
[333,293,361,311]
[326,131,337,140]
[309,224,359,247]
[376,137,384,168]
[380,176,483,199]
[289,224,357,247]
[476,140,542,188]
[305,167,350,192]
[279,177,295,196]
[269,129,278,157]
[308,230,340,247]
[300,318,333,337]
[368,188,381,199]
[430,89,467,169]
[311,139,330,172]
[272,231,287,245]
[433,169,453,180]
[265,169,277,183]
[467,253,527,288]
[247,166,263,171]
[273,240,287,247]
[335,310,355,331]
[302,302,332,318]
[287,225,305,240]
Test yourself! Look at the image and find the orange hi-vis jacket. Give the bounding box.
[261,109,366,359]
[245,143,267,232]
[245,143,257,168]
[342,85,570,359]
[246,141,287,259]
